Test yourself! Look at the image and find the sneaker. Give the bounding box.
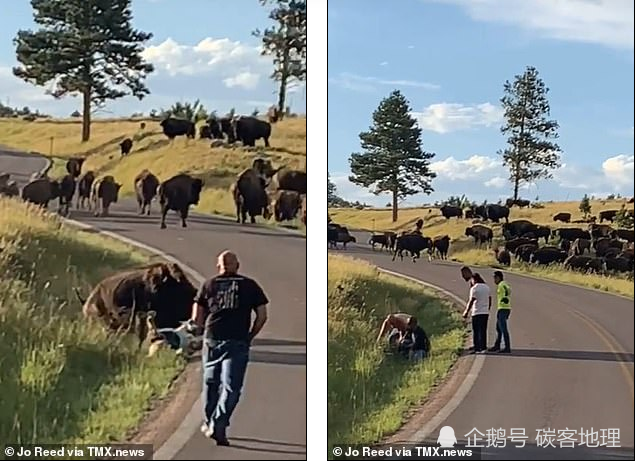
[200,423,213,438]
[476,350,486,354]
[211,426,230,446]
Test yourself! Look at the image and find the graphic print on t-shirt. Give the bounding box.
[213,278,240,311]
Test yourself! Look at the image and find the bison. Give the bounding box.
[615,229,634,243]
[272,189,302,222]
[270,168,307,195]
[593,238,624,257]
[232,116,272,147]
[76,171,96,210]
[66,157,86,178]
[483,204,510,223]
[90,175,121,217]
[231,168,271,225]
[504,237,538,253]
[21,177,61,208]
[57,174,76,216]
[564,255,605,273]
[74,262,197,346]
[120,138,133,156]
[570,238,591,256]
[439,205,463,219]
[134,169,160,216]
[428,235,451,260]
[505,198,530,208]
[515,243,539,263]
[328,224,356,249]
[393,234,432,262]
[553,212,572,223]
[494,248,511,266]
[158,174,204,229]
[556,228,591,242]
[599,209,619,223]
[604,257,633,274]
[502,220,538,240]
[529,247,568,265]
[465,225,493,247]
[160,117,196,140]
[589,223,616,240]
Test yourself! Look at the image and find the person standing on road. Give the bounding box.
[488,271,512,353]
[462,273,491,354]
[190,250,269,446]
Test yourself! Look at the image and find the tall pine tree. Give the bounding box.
[253,0,306,118]
[349,90,436,222]
[499,66,562,201]
[13,0,155,141]
[327,172,338,206]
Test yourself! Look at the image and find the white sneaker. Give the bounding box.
[200,423,213,438]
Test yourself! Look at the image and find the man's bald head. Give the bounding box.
[217,250,239,274]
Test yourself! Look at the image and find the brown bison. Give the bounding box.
[134,169,160,215]
[270,168,307,195]
[58,174,76,216]
[90,175,122,217]
[66,157,86,178]
[231,168,272,224]
[74,262,197,346]
[553,212,571,223]
[76,171,96,210]
[157,174,204,229]
[272,189,302,222]
[120,138,133,156]
[21,177,61,208]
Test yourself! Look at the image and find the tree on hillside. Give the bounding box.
[499,66,562,201]
[253,0,306,119]
[349,90,436,222]
[327,173,337,205]
[13,0,155,142]
[579,194,591,218]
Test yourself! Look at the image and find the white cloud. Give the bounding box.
[379,61,388,66]
[484,176,507,188]
[602,154,634,187]
[328,72,440,93]
[413,102,504,134]
[141,37,270,89]
[434,0,633,50]
[430,154,500,180]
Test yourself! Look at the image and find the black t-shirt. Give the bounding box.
[410,326,431,352]
[194,273,269,341]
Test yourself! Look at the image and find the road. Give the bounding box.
[0,148,307,460]
[330,231,634,460]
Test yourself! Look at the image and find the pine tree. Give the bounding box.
[349,90,436,222]
[579,194,591,218]
[13,0,154,142]
[327,172,338,206]
[254,0,306,119]
[499,66,562,201]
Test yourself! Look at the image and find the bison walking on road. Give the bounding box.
[76,171,96,210]
[134,169,160,216]
[158,174,204,229]
[90,176,121,217]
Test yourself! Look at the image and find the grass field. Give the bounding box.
[327,254,464,456]
[0,116,306,227]
[329,199,634,298]
[0,196,183,444]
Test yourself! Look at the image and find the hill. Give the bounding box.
[0,116,306,225]
[329,198,634,297]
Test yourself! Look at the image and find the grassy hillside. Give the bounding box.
[0,196,183,444]
[327,254,464,455]
[0,116,306,223]
[329,199,634,298]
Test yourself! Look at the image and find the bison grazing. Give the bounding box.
[158,174,204,229]
[429,235,451,260]
[494,248,511,266]
[58,174,76,216]
[160,117,196,141]
[599,209,619,223]
[76,171,96,210]
[465,225,493,247]
[75,262,197,346]
[134,169,160,215]
[553,212,571,223]
[439,205,463,219]
[90,175,122,217]
[270,168,307,195]
[120,138,133,156]
[66,157,86,178]
[272,189,302,222]
[21,177,61,208]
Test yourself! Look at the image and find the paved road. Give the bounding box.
[1,149,307,460]
[330,231,634,460]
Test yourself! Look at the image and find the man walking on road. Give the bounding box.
[489,271,512,353]
[191,250,269,446]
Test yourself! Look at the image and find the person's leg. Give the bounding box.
[201,341,225,431]
[212,340,250,442]
[471,316,480,352]
[489,311,502,351]
[499,310,511,351]
[480,314,489,351]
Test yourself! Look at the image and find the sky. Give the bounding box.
[0,0,306,118]
[328,0,634,206]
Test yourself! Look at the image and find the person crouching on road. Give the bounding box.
[462,273,491,354]
[190,250,269,446]
[488,271,512,353]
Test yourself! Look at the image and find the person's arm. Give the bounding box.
[462,297,475,318]
[191,281,209,327]
[376,315,394,342]
[488,293,492,311]
[248,281,270,343]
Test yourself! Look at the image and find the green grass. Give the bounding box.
[0,196,184,444]
[329,199,634,298]
[327,254,464,457]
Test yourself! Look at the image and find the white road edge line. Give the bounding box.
[377,268,486,444]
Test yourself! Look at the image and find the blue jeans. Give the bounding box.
[494,310,511,349]
[202,339,250,430]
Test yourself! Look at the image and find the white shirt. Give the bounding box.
[469,283,490,316]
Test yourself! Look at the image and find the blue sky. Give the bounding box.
[328,0,634,205]
[0,0,306,117]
